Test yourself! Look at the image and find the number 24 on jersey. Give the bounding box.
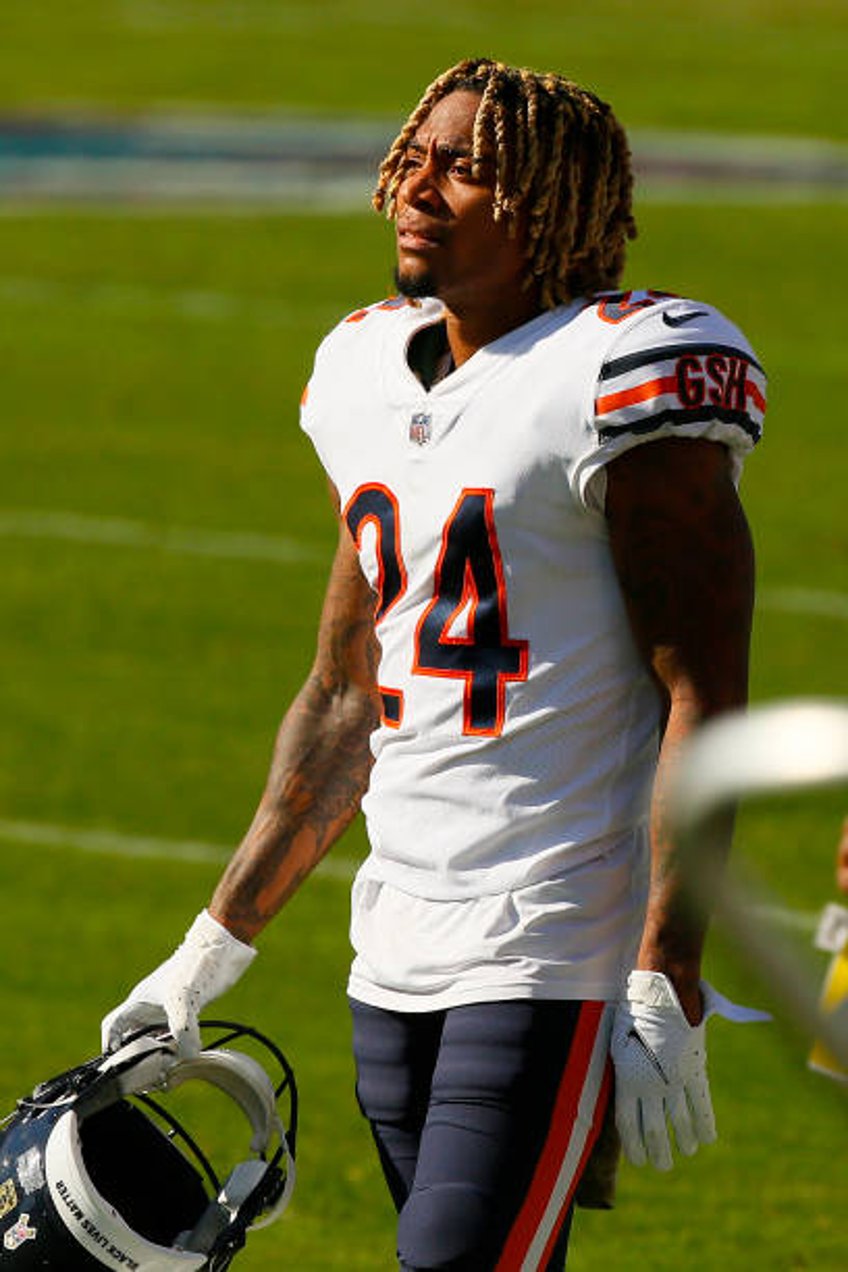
[345,485,528,738]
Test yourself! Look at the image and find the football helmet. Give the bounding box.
[0,1020,297,1270]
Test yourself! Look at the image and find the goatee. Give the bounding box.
[394,266,436,300]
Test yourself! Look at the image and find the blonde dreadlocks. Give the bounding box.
[373,58,637,310]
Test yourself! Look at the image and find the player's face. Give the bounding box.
[394,90,530,314]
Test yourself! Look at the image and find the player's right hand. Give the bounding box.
[100,909,257,1056]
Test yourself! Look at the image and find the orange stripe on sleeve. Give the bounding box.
[595,375,678,417]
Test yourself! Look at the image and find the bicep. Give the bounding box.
[605,437,754,714]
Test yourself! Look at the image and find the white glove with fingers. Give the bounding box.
[611,970,769,1171]
[100,909,257,1057]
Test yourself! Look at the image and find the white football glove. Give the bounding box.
[100,909,257,1057]
[611,970,769,1171]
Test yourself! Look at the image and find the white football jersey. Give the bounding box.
[301,289,765,1010]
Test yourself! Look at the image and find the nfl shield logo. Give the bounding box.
[409,412,432,445]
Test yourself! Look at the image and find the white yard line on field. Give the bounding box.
[751,904,818,935]
[0,274,329,325]
[759,588,848,622]
[0,509,322,565]
[0,816,358,882]
[0,815,817,932]
[1,507,845,623]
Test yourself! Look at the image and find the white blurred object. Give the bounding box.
[666,699,848,1076]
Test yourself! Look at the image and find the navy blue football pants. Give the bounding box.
[350,997,611,1271]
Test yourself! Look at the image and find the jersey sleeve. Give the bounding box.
[299,295,415,486]
[298,306,365,484]
[572,295,767,512]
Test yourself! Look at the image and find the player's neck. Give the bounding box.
[444,291,545,367]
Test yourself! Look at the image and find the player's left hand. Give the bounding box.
[611,970,769,1171]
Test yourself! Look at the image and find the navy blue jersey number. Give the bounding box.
[345,484,406,727]
[413,489,528,736]
[344,485,528,737]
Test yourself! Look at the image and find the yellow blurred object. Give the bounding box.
[809,905,848,1081]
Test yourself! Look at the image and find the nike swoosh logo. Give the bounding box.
[662,309,708,327]
[627,1028,670,1083]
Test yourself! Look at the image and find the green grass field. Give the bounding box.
[0,3,846,1269]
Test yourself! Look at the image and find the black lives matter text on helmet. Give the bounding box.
[0,1020,297,1270]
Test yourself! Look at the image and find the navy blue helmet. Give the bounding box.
[0,1021,297,1269]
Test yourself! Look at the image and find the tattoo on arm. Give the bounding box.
[210,530,381,941]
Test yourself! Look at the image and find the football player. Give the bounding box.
[103,59,767,1270]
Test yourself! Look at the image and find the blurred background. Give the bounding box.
[0,2,845,1267]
